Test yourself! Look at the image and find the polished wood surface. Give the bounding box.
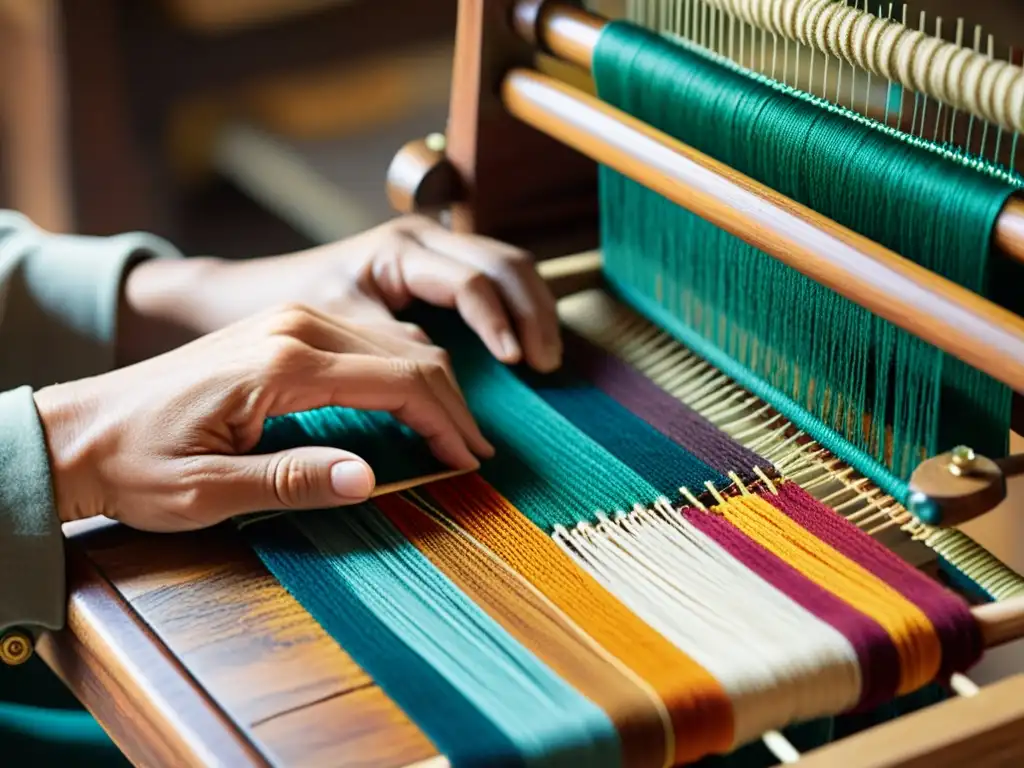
[502,69,1024,396]
[385,136,462,214]
[444,0,599,248]
[796,674,1024,767]
[40,521,439,767]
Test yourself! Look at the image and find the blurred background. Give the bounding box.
[0,0,626,259]
[0,0,459,257]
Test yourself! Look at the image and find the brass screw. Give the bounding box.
[949,445,977,476]
[425,132,447,153]
[0,629,33,666]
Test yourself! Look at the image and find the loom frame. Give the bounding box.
[381,0,1024,764]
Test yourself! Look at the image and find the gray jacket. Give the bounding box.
[0,210,181,637]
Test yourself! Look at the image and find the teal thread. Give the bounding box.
[593,21,1022,492]
[249,507,622,768]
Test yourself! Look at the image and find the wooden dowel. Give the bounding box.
[502,68,1024,395]
[972,593,1024,648]
[517,0,1024,267]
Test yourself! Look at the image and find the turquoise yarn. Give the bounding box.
[593,21,1024,492]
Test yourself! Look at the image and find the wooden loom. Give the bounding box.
[384,0,1024,765]
[7,1,1024,766]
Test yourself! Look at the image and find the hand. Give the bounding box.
[122,215,562,372]
[34,304,493,531]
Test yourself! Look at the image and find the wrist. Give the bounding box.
[32,383,103,525]
[117,256,227,364]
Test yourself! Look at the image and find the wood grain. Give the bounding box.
[444,0,599,249]
[38,522,440,767]
[501,69,1024,396]
[796,674,1024,767]
[37,541,269,766]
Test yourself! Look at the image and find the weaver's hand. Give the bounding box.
[33,305,493,531]
[122,215,562,372]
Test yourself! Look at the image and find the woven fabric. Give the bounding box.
[236,284,987,764]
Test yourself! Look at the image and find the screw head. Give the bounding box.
[0,629,33,666]
[949,445,977,475]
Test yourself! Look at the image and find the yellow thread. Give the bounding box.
[717,496,940,694]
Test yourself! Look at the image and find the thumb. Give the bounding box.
[195,447,377,521]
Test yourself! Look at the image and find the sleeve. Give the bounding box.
[0,211,183,637]
[0,386,65,636]
[0,210,183,392]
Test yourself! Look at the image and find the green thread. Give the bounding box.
[593,21,1023,489]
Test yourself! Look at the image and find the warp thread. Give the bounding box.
[594,20,1020,495]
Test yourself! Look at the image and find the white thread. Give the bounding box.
[552,507,862,746]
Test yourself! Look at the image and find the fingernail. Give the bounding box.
[498,330,521,362]
[543,342,563,371]
[331,461,375,500]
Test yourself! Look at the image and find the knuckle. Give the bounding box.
[400,322,430,343]
[428,346,452,369]
[461,270,492,294]
[420,359,449,386]
[388,357,423,386]
[261,335,308,372]
[268,454,318,508]
[267,303,314,338]
[501,248,533,268]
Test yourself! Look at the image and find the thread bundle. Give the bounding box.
[234,18,1022,763]
[594,20,1023,499]
[241,305,983,767]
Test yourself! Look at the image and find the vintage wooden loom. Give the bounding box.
[11,0,1024,765]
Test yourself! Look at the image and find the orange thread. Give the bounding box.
[427,474,736,763]
[377,493,667,768]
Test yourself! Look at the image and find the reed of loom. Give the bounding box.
[382,1,1024,765]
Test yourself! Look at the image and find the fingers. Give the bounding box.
[258,336,493,469]
[373,243,522,365]
[402,218,562,372]
[187,447,377,522]
[260,303,469,423]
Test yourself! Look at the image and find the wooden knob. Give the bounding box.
[0,629,33,666]
[386,135,462,214]
[908,447,1007,527]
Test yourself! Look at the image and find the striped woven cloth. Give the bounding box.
[240,306,981,768]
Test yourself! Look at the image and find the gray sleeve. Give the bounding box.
[0,211,183,637]
[0,386,65,636]
[0,210,183,391]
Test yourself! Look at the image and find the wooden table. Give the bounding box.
[38,519,440,767]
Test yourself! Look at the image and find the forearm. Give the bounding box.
[117,255,226,366]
